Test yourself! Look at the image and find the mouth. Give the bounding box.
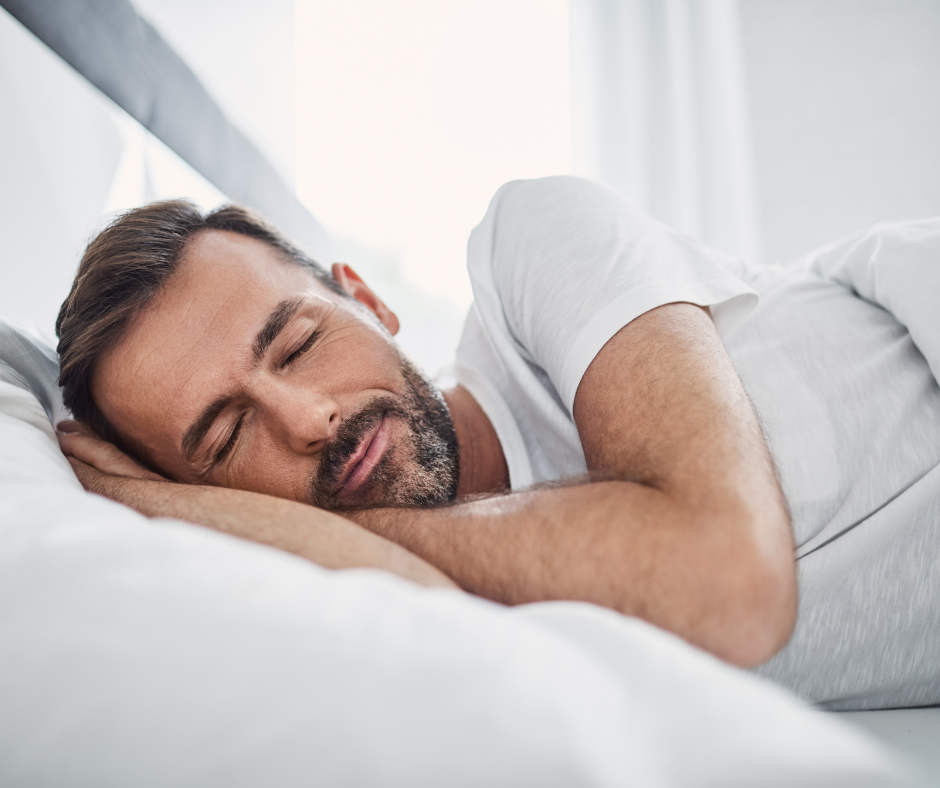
[332,412,389,499]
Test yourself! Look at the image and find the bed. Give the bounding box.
[0,2,935,785]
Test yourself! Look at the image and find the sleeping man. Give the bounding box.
[55,176,940,708]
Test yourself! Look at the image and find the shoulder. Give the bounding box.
[467,175,645,287]
[481,175,631,234]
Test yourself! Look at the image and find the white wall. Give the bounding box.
[293,0,571,310]
[740,0,940,263]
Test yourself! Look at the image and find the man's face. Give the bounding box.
[93,230,459,510]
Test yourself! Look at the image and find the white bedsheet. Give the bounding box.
[841,709,940,788]
[0,373,913,786]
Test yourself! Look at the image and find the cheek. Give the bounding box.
[310,326,404,392]
[224,435,313,502]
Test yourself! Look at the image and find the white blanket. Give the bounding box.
[0,363,912,785]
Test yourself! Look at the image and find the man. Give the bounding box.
[55,177,940,705]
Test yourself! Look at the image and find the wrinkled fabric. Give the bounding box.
[456,176,940,708]
[0,319,67,432]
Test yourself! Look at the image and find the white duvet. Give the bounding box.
[0,367,911,786]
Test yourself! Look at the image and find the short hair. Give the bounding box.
[55,199,344,472]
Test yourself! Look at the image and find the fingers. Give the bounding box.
[66,455,103,493]
[56,429,165,482]
[56,419,98,438]
[66,455,128,498]
[57,431,108,463]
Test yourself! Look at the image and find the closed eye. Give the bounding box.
[282,329,320,368]
[214,413,244,464]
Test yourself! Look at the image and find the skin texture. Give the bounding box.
[348,305,796,666]
[63,450,458,590]
[90,231,457,509]
[60,229,797,667]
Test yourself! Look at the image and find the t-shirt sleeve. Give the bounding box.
[465,176,758,413]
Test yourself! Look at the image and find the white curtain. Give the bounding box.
[569,0,761,262]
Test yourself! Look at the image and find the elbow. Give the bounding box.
[719,531,798,669]
[686,501,797,669]
[723,574,797,669]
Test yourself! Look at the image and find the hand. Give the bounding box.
[57,424,459,589]
[53,426,458,589]
[56,420,166,485]
[64,455,128,500]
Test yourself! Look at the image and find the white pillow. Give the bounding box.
[0,326,910,787]
[0,318,68,434]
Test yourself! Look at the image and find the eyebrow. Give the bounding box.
[181,394,234,462]
[252,296,304,363]
[180,296,305,463]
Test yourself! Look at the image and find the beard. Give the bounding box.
[307,354,459,511]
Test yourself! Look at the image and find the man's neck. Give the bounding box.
[441,385,510,498]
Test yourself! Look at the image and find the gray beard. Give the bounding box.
[307,354,459,511]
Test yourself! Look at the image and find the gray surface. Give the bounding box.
[0,320,61,424]
[0,0,334,263]
[740,0,940,265]
[839,709,940,787]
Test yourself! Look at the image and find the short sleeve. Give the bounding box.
[465,176,758,413]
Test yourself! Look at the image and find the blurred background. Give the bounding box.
[2,0,940,374]
[131,0,572,372]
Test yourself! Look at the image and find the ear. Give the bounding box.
[331,263,400,336]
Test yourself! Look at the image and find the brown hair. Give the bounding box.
[55,200,344,472]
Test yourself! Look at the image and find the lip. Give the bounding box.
[333,413,389,498]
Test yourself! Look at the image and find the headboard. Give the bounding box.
[0,0,333,335]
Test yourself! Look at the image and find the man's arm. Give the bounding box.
[350,303,796,667]
[61,447,458,591]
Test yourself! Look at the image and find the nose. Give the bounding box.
[263,382,341,455]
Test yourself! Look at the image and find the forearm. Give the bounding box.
[79,467,458,590]
[352,480,795,666]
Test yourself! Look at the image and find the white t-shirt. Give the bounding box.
[453,175,940,710]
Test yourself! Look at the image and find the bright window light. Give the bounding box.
[295,0,571,372]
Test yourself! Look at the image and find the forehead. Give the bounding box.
[168,229,318,300]
[92,230,332,460]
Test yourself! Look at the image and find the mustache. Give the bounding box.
[306,354,459,512]
[310,396,400,505]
